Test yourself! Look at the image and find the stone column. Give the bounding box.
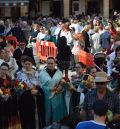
[79,0,86,14]
[63,0,70,17]
[109,0,113,11]
[103,0,109,18]
[39,0,42,13]
[85,0,88,14]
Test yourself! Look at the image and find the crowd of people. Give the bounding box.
[0,11,120,129]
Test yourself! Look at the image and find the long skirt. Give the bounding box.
[0,95,21,129]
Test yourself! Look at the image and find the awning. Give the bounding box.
[0,0,29,7]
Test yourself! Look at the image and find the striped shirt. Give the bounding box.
[83,88,120,120]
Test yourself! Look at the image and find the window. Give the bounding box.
[73,3,79,11]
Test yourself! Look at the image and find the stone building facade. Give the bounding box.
[40,0,119,18]
[0,0,119,18]
[0,0,29,18]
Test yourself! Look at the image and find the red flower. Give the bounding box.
[63,77,70,82]
[3,89,11,95]
[13,80,28,90]
[3,80,10,87]
[22,82,27,89]
[14,80,19,87]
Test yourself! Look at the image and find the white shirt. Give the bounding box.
[69,23,83,33]
[91,32,102,53]
[60,30,73,46]
[37,32,46,41]
[50,26,57,36]
[54,26,61,38]
[107,51,115,76]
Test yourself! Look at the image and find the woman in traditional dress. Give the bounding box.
[16,56,45,129]
[0,62,21,129]
[39,56,67,125]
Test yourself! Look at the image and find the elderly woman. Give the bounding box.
[16,56,45,129]
[0,63,21,129]
[39,56,67,125]
[4,47,18,79]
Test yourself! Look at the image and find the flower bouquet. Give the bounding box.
[13,80,27,90]
[60,77,77,92]
[49,77,77,99]
[12,80,28,97]
[0,79,13,101]
[49,84,63,99]
[0,79,12,95]
[0,88,11,96]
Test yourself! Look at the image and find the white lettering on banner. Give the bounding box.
[41,41,43,45]
[46,42,48,46]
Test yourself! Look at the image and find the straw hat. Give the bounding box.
[94,72,111,83]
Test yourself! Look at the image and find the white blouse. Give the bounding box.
[16,68,39,88]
